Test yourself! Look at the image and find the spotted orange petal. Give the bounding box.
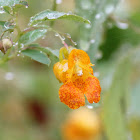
[68,49,91,69]
[84,76,101,103]
[59,82,85,109]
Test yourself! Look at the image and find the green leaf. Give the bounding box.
[3,6,12,14]
[29,10,90,26]
[75,0,118,63]
[0,0,28,7]
[0,21,15,32]
[22,49,51,65]
[99,26,140,61]
[19,29,47,45]
[0,0,28,14]
[102,55,131,140]
[28,44,59,63]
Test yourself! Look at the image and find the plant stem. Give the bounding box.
[50,0,57,27]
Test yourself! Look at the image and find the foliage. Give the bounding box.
[0,0,140,140]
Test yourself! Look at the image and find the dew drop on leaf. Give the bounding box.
[25,5,28,8]
[94,72,100,77]
[66,33,71,38]
[56,0,62,4]
[86,104,94,109]
[95,13,101,19]
[61,36,65,40]
[0,6,5,14]
[81,0,91,10]
[95,51,102,59]
[21,44,24,48]
[105,5,114,14]
[90,39,95,44]
[116,22,128,30]
[55,33,59,37]
[85,24,91,29]
[4,72,14,81]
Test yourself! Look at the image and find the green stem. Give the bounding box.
[0,11,23,65]
[50,0,57,27]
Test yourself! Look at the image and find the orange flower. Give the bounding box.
[53,59,68,83]
[61,107,101,140]
[53,47,101,109]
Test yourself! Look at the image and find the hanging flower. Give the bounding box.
[61,107,101,140]
[53,47,101,109]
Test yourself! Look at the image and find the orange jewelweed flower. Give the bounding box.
[53,47,101,109]
[61,107,101,140]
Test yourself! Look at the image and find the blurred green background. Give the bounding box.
[0,0,140,140]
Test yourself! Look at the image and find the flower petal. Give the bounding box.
[84,76,101,103]
[68,49,91,69]
[59,82,85,109]
[53,59,68,83]
[72,73,85,93]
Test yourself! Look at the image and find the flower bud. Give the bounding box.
[61,107,101,140]
[0,40,4,53]
[2,38,12,53]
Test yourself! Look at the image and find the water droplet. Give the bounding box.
[55,33,59,37]
[90,39,95,44]
[62,63,68,72]
[77,70,83,76]
[21,44,24,48]
[40,51,43,53]
[4,22,10,29]
[95,13,101,19]
[80,40,89,51]
[33,24,38,27]
[0,6,5,14]
[66,33,71,38]
[56,0,62,4]
[116,22,129,29]
[87,20,91,24]
[81,0,91,10]
[13,42,18,47]
[94,72,100,77]
[85,24,91,29]
[4,72,14,80]
[18,50,21,53]
[25,5,28,8]
[105,5,114,14]
[72,41,77,46]
[68,11,73,14]
[61,36,65,41]
[95,51,102,59]
[42,36,46,39]
[86,104,94,109]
